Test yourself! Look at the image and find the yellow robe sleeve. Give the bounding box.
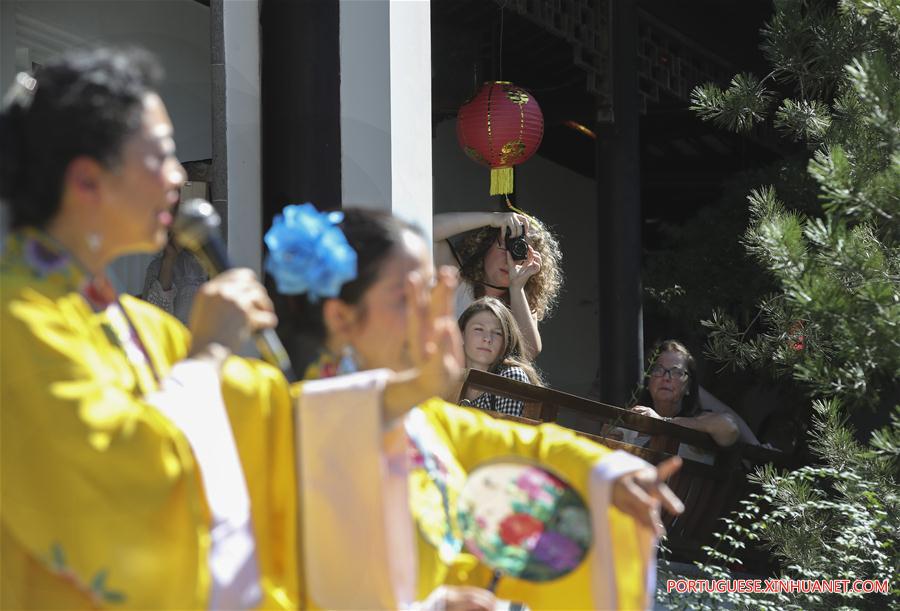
[418,399,654,610]
[1,287,211,608]
[220,357,300,609]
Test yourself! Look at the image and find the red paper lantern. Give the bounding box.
[456,81,544,195]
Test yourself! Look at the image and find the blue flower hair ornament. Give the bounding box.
[264,204,358,301]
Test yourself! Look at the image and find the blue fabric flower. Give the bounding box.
[264,204,357,300]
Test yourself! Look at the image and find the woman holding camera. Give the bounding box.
[433,211,562,358]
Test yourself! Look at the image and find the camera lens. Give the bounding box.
[508,236,528,260]
[505,226,529,261]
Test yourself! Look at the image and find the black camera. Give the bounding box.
[504,226,529,261]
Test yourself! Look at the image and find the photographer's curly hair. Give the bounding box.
[455,216,562,321]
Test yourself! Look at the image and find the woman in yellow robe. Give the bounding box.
[280,208,684,610]
[0,231,301,608]
[0,48,307,609]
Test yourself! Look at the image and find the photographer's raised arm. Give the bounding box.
[433,211,529,266]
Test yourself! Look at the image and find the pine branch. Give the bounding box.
[775,98,833,142]
[690,74,774,134]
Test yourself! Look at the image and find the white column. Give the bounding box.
[0,0,15,245]
[0,0,16,90]
[339,0,433,243]
[222,0,262,273]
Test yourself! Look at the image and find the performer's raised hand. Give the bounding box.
[383,266,465,420]
[611,456,684,537]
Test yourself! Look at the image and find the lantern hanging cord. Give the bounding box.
[504,195,536,225]
[498,1,505,80]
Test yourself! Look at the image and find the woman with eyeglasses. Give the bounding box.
[433,211,562,358]
[630,340,741,449]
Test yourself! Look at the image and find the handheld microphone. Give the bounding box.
[173,199,298,382]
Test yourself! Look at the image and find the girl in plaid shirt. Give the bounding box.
[458,297,543,416]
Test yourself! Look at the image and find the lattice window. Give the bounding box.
[502,0,735,115]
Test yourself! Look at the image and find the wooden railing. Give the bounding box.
[459,369,794,570]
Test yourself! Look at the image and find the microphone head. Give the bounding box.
[172,198,221,251]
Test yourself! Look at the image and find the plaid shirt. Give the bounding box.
[465,366,530,416]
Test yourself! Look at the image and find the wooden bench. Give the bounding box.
[458,369,793,570]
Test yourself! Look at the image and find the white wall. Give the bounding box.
[340,0,391,208]
[432,121,600,395]
[222,0,261,272]
[339,0,433,241]
[388,0,432,242]
[4,0,212,295]
[11,0,211,161]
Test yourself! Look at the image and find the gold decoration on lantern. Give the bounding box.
[464,146,486,164]
[505,89,530,106]
[499,140,526,164]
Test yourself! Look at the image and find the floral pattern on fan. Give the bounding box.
[456,461,592,582]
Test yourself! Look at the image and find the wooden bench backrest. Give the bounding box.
[460,369,788,464]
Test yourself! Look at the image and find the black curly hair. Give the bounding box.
[280,208,425,345]
[0,47,163,228]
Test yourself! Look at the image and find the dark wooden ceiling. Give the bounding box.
[431,0,786,232]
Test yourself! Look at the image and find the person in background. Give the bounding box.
[628,340,743,459]
[433,210,562,358]
[457,296,542,416]
[141,202,208,324]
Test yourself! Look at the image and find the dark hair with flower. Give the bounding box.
[270,207,424,361]
[264,203,358,301]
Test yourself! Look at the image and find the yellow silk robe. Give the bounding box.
[1,231,299,609]
[408,402,653,610]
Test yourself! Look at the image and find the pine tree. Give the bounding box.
[658,1,900,608]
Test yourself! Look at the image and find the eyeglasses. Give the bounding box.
[648,364,689,380]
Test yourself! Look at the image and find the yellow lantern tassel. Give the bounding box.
[490,167,514,195]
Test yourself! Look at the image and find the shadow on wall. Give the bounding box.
[432,119,600,396]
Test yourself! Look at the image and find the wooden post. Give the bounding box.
[592,0,644,407]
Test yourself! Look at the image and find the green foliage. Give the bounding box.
[775,98,832,142]
[691,73,775,134]
[690,0,900,408]
[704,187,900,410]
[662,0,900,608]
[642,157,817,356]
[659,405,900,610]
